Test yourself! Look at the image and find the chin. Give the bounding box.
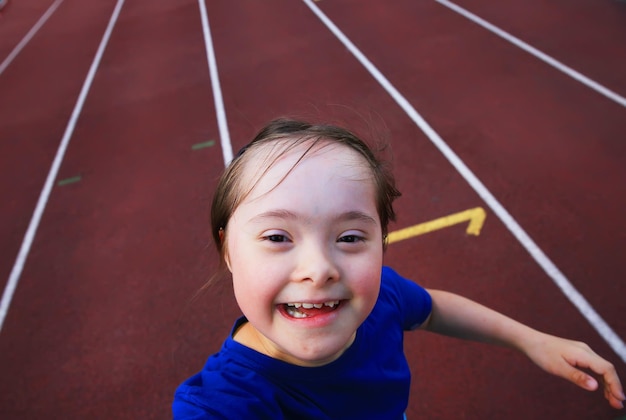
[285,336,355,367]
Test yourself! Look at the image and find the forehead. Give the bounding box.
[241,138,373,199]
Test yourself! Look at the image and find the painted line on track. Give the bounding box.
[302,0,626,363]
[57,175,82,186]
[191,140,215,150]
[436,0,626,108]
[387,207,486,244]
[197,0,233,166]
[0,0,64,77]
[0,0,126,335]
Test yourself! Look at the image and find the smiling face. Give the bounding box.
[224,139,383,366]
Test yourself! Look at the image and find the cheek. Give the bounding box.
[358,273,382,306]
[350,252,383,304]
[229,252,284,318]
[232,275,255,315]
[231,267,263,317]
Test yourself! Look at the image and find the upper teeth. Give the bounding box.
[286,301,339,309]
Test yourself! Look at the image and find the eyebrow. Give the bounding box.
[248,210,378,225]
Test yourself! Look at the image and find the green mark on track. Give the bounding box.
[191,140,215,150]
[57,175,82,186]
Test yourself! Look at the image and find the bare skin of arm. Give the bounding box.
[421,289,625,409]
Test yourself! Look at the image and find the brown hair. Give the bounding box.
[210,118,401,268]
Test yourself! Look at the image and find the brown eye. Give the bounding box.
[267,235,287,243]
[338,235,363,243]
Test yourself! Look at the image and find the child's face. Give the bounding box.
[225,140,383,366]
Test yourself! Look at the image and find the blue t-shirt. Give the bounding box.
[173,266,432,419]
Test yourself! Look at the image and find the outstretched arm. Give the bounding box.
[420,289,625,409]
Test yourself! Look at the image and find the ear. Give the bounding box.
[224,252,232,273]
[219,228,233,272]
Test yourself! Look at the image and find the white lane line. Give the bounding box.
[197,0,233,166]
[436,0,626,108]
[0,0,64,77]
[302,0,626,363]
[0,0,126,335]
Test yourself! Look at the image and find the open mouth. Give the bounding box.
[282,300,342,319]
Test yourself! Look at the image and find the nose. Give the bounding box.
[292,241,340,286]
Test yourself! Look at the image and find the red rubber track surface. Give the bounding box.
[0,0,624,418]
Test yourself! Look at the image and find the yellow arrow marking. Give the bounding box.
[387,207,486,244]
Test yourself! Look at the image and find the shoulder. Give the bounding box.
[379,266,429,302]
[173,329,284,419]
[174,370,279,419]
[377,266,432,330]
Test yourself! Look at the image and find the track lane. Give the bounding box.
[1,0,624,418]
[202,0,623,418]
[447,0,626,96]
[0,0,225,418]
[0,0,59,61]
[310,1,625,416]
[0,0,118,312]
[315,0,626,345]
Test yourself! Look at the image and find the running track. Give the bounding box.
[0,0,625,418]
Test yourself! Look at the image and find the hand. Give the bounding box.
[523,333,625,409]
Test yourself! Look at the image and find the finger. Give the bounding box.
[562,362,625,408]
[563,347,623,393]
[558,361,598,391]
[568,351,625,408]
[588,359,625,402]
[602,373,625,409]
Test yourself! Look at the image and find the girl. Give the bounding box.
[173,118,624,419]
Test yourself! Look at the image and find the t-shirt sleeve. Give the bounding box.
[173,388,220,419]
[173,367,284,419]
[173,374,230,420]
[381,266,432,330]
[173,384,276,420]
[173,395,217,420]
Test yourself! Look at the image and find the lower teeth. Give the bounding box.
[286,306,308,318]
